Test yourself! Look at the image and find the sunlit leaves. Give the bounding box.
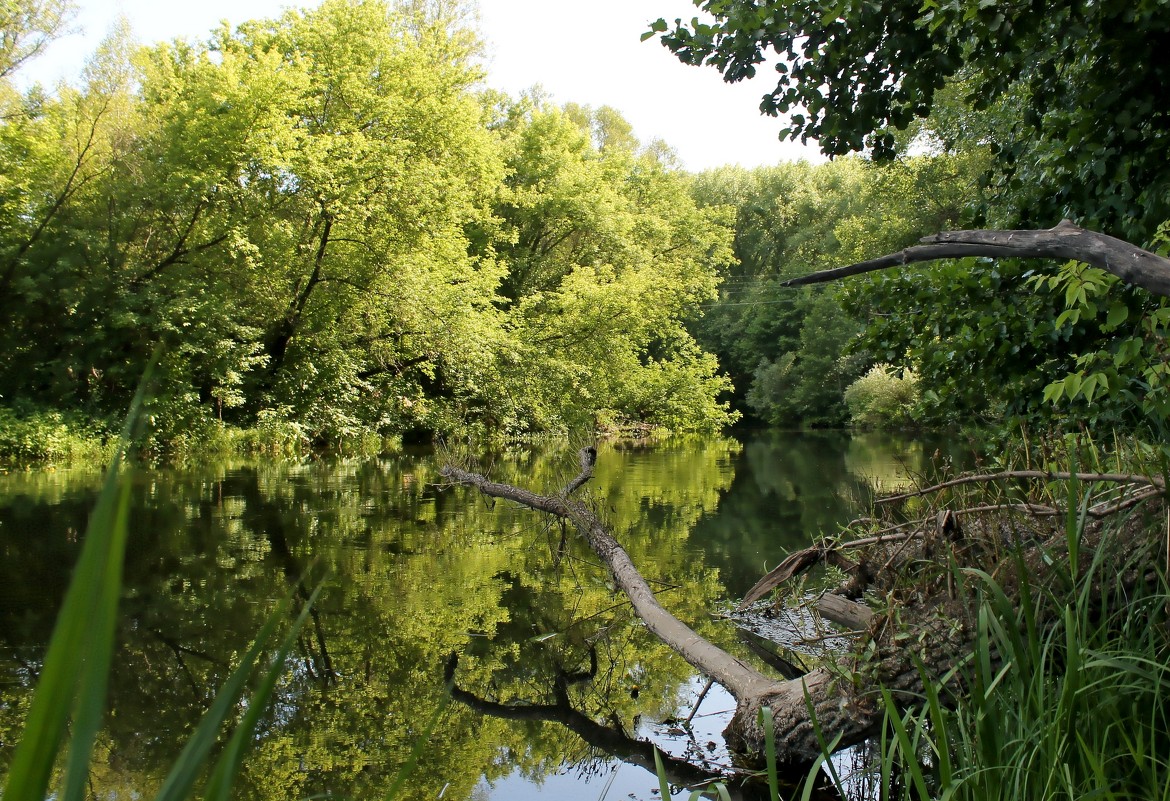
[0,2,738,447]
[487,101,737,435]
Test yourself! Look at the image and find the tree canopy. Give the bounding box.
[653,0,1170,243]
[0,0,737,451]
[653,0,1170,434]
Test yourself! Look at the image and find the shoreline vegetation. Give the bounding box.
[443,437,1170,799]
[0,405,691,466]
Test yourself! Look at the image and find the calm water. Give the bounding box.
[0,430,957,800]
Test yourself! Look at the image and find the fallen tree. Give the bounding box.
[441,450,882,762]
[442,222,1170,770]
[442,447,1166,768]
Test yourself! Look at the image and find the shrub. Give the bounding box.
[0,407,111,465]
[843,364,919,429]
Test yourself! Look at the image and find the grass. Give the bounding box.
[862,506,1170,801]
[1,377,318,801]
[655,473,1170,801]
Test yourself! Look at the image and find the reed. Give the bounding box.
[867,503,1170,801]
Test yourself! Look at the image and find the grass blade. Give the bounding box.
[880,688,931,801]
[204,586,323,801]
[153,602,290,801]
[2,369,151,801]
[653,747,672,801]
[758,706,780,801]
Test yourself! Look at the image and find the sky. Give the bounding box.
[16,0,822,172]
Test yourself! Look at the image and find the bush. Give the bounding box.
[843,364,919,429]
[0,407,111,465]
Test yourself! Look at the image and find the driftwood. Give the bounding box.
[876,470,1165,505]
[816,593,874,630]
[782,220,1170,298]
[440,450,882,764]
[441,449,1167,770]
[738,469,1167,609]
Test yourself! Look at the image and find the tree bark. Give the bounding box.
[781,220,1170,298]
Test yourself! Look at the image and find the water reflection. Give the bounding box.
[0,431,959,799]
[688,430,957,598]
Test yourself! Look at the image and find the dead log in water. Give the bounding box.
[440,449,884,763]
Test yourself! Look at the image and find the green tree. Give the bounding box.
[0,0,73,80]
[1,1,743,450]
[1,0,513,447]
[485,99,738,435]
[688,155,975,426]
[653,0,1170,434]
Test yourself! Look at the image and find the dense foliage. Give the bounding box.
[656,0,1170,435]
[653,0,1170,242]
[686,154,977,427]
[8,0,1169,449]
[0,0,735,454]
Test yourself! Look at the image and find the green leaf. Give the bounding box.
[1105,302,1128,329]
[653,747,672,800]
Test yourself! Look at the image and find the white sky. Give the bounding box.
[16,0,822,171]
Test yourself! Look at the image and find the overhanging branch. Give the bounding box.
[782,220,1170,298]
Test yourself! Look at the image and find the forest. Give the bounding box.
[2,0,742,458]
[5,0,1170,798]
[7,0,1166,462]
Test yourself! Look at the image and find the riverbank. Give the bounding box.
[0,406,401,467]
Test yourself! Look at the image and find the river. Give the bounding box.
[0,430,962,800]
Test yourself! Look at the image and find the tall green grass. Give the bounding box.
[870,517,1170,801]
[656,484,1170,801]
[1,380,316,801]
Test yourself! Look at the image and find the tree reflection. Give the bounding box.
[0,440,743,799]
[0,433,940,798]
[446,653,784,800]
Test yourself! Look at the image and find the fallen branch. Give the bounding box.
[876,470,1164,505]
[440,449,881,763]
[737,533,918,611]
[816,592,874,630]
[782,220,1170,298]
[440,458,775,702]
